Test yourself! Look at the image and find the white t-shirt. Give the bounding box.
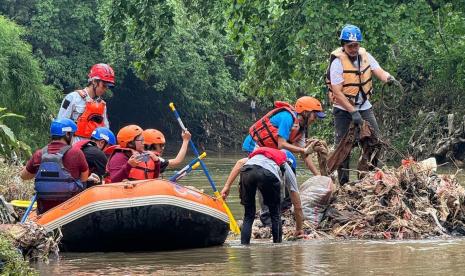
[250,100,256,109]
[330,51,380,111]
[57,90,109,127]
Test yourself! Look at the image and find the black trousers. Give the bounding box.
[239,165,282,244]
[333,107,380,185]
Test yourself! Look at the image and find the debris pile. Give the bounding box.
[0,222,61,261]
[252,162,465,240]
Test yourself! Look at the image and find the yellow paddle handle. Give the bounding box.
[169,102,175,111]
[214,191,241,234]
[11,200,37,208]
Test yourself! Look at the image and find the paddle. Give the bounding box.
[20,194,37,223]
[11,200,37,208]
[169,152,206,182]
[169,103,241,234]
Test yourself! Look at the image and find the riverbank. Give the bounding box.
[0,234,36,275]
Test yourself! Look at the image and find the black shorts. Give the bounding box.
[239,165,281,207]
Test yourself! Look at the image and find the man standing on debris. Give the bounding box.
[325,24,398,184]
[221,148,304,244]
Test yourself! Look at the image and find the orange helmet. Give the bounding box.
[142,129,166,145]
[295,96,323,113]
[117,125,143,147]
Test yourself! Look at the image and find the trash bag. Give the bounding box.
[300,176,335,225]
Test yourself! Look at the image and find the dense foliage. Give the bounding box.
[0,16,60,151]
[228,0,465,151]
[99,0,246,148]
[0,235,36,275]
[1,0,464,156]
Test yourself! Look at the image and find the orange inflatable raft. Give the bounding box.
[28,180,230,252]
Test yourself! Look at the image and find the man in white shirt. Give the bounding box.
[326,25,397,184]
[57,63,115,143]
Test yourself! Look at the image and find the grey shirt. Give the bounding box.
[245,154,298,192]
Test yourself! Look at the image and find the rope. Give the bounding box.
[378,80,405,111]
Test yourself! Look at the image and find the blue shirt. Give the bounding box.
[242,110,295,153]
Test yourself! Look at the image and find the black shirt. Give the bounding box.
[81,142,108,178]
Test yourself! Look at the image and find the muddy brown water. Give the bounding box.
[33,154,465,275]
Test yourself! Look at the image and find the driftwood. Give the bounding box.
[434,114,465,167]
[407,112,465,167]
[326,121,384,177]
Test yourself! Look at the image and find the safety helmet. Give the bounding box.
[117,125,143,148]
[282,149,297,171]
[339,24,362,42]
[142,129,166,145]
[50,118,77,137]
[295,96,323,112]
[91,127,116,145]
[88,63,115,87]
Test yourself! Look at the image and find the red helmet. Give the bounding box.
[88,63,115,86]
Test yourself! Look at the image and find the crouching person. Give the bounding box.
[73,127,116,187]
[142,128,191,176]
[106,125,159,183]
[221,147,304,244]
[20,118,89,214]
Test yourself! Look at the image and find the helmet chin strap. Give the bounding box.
[88,80,98,100]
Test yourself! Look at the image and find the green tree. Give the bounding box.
[99,0,246,147]
[27,0,104,91]
[0,15,60,151]
[228,0,465,151]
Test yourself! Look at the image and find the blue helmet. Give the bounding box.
[339,24,362,42]
[50,118,77,137]
[282,149,297,171]
[91,127,116,145]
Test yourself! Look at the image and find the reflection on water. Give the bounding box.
[35,239,465,275]
[33,153,465,275]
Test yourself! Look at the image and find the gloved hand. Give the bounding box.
[386,75,397,86]
[303,145,314,155]
[350,111,362,126]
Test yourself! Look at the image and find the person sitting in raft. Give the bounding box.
[73,127,116,187]
[106,124,159,183]
[142,128,191,178]
[221,147,304,244]
[20,118,89,214]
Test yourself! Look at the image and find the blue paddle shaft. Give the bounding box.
[169,154,203,182]
[172,108,218,192]
[21,194,37,223]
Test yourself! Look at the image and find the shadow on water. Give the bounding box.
[33,153,465,275]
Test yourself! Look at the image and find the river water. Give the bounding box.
[34,154,465,275]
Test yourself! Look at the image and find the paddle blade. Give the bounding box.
[11,200,36,208]
[214,191,241,234]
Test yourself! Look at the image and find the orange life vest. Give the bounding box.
[128,154,160,180]
[248,147,287,166]
[104,146,134,184]
[75,90,106,138]
[104,147,160,183]
[325,47,373,106]
[248,101,302,148]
